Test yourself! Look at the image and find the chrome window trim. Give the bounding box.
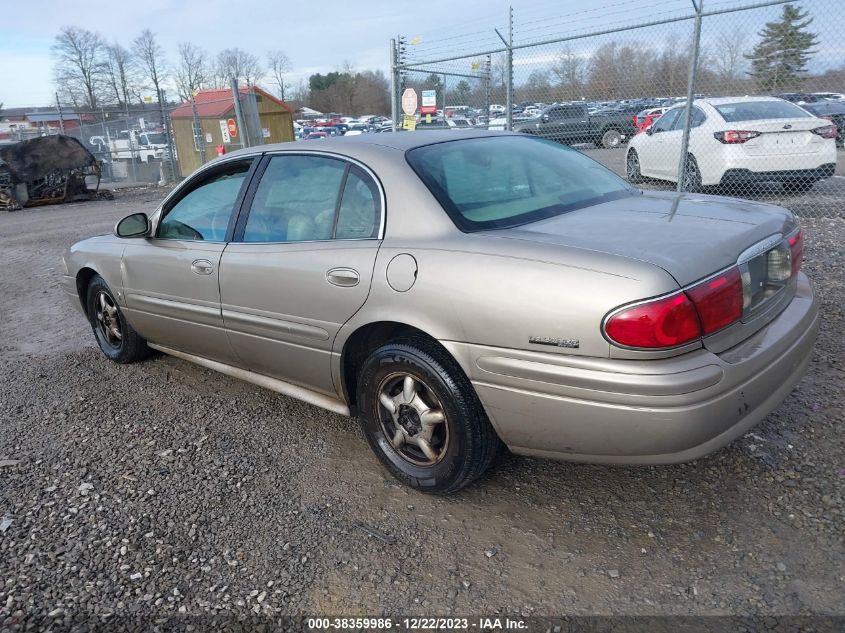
[151,154,262,240]
[249,149,387,243]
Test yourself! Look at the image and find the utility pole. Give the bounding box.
[484,55,492,128]
[230,77,249,149]
[676,0,704,193]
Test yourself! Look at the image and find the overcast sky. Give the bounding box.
[0,0,841,107]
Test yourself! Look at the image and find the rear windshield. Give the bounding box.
[406,135,637,232]
[715,101,812,122]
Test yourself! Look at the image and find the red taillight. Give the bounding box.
[604,293,702,349]
[714,130,761,144]
[811,124,837,139]
[788,228,803,276]
[686,268,744,335]
[604,268,745,349]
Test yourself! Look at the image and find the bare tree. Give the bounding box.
[712,27,749,83]
[133,28,168,102]
[267,50,291,100]
[52,26,108,109]
[104,42,137,106]
[174,42,210,101]
[216,48,263,87]
[551,46,586,101]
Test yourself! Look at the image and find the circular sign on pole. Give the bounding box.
[402,89,418,116]
[227,118,238,138]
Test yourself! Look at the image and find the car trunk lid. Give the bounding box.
[727,117,828,156]
[489,190,794,288]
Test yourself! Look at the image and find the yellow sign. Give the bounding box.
[425,114,432,123]
[143,95,153,103]
[471,61,481,70]
[410,36,422,45]
[403,115,417,131]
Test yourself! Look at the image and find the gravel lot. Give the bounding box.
[0,186,843,628]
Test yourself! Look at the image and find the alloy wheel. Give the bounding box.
[376,372,449,467]
[94,291,122,349]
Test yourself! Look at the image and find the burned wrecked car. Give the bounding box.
[0,135,112,211]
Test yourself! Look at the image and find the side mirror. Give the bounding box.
[646,126,655,136]
[115,212,150,238]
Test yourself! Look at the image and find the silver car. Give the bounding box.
[62,131,818,493]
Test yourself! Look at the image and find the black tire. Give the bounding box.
[356,338,501,494]
[600,128,623,149]
[86,275,150,364]
[681,154,702,193]
[626,149,644,183]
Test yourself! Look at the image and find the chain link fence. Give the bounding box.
[392,0,844,218]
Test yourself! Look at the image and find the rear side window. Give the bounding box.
[715,101,812,122]
[652,108,681,132]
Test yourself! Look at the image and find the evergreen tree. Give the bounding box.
[746,4,817,91]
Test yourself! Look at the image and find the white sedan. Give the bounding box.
[626,96,837,193]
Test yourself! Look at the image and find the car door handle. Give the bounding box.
[191,259,214,275]
[326,267,360,287]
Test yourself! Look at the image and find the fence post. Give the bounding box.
[506,6,514,130]
[192,98,206,165]
[159,89,177,183]
[124,101,138,183]
[485,55,492,128]
[230,77,249,148]
[55,93,65,135]
[390,38,399,131]
[676,0,704,193]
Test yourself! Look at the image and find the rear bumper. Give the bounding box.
[719,163,836,185]
[443,273,818,464]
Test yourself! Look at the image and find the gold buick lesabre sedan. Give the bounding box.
[62,131,818,493]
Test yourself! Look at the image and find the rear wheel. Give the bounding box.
[626,149,644,183]
[356,338,501,494]
[681,154,702,193]
[86,275,150,364]
[600,128,623,149]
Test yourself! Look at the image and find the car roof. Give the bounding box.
[697,96,794,105]
[225,129,511,158]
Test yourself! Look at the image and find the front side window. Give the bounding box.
[157,161,251,241]
[715,100,812,122]
[407,135,636,232]
[242,155,381,242]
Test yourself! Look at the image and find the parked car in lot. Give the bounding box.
[513,102,637,148]
[800,101,845,147]
[626,97,837,192]
[633,106,669,131]
[63,131,818,493]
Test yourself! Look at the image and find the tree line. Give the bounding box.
[52,26,291,110]
[411,4,825,108]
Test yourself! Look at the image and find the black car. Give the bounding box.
[512,102,636,148]
[800,102,845,147]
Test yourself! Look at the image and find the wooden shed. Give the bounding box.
[170,87,295,176]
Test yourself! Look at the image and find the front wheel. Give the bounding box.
[86,275,151,363]
[356,338,501,494]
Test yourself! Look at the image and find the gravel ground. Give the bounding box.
[0,188,843,629]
